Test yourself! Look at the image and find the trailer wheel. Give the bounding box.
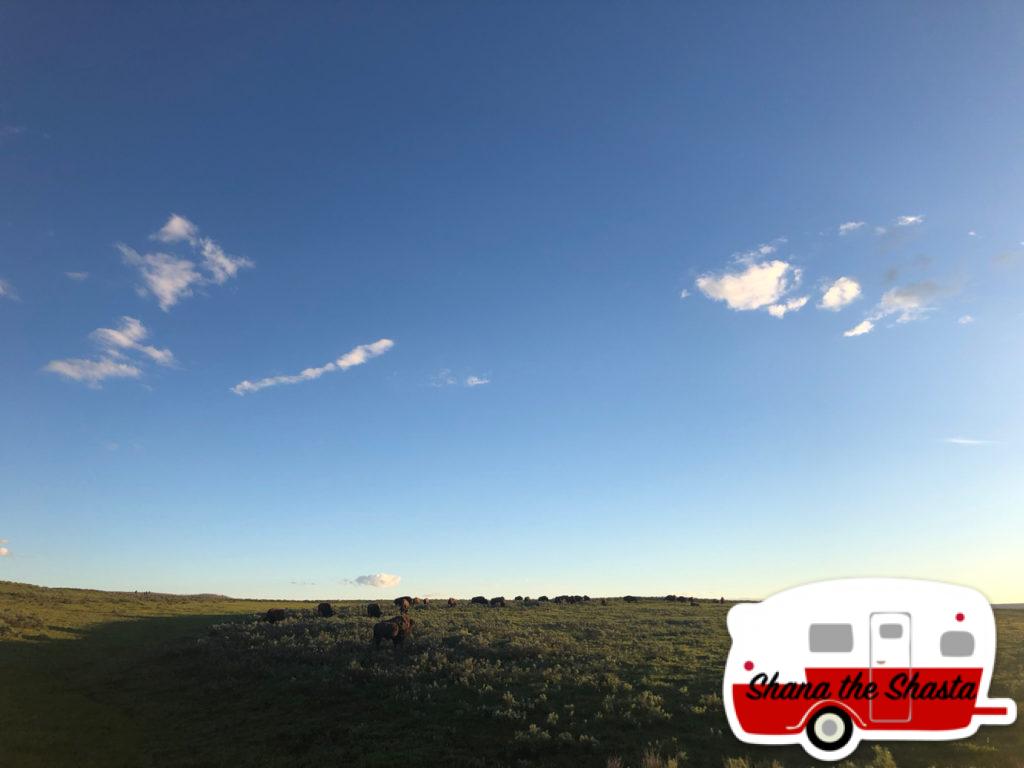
[807,707,853,752]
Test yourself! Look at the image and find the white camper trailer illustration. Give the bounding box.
[723,578,1016,761]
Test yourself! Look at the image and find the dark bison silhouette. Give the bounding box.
[489,596,506,607]
[470,596,488,605]
[600,598,608,606]
[394,596,413,607]
[623,595,639,603]
[372,614,415,648]
[264,608,290,623]
[447,597,457,607]
[366,603,382,618]
[537,596,549,602]
[317,602,334,617]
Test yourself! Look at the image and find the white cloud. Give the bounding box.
[0,538,8,557]
[819,277,862,311]
[896,215,924,226]
[767,296,808,318]
[152,213,199,244]
[876,281,939,323]
[90,316,174,366]
[0,278,18,300]
[232,339,394,395]
[466,375,490,387]
[45,317,173,386]
[944,437,996,446]
[679,288,690,299]
[696,260,801,313]
[958,314,974,325]
[65,271,89,281]
[123,215,252,310]
[843,319,875,337]
[842,280,943,338]
[967,230,977,237]
[838,221,865,235]
[44,357,142,385]
[354,573,402,588]
[118,245,202,311]
[198,237,253,285]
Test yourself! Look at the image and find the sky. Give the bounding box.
[1,2,1023,602]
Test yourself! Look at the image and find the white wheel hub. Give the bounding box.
[813,712,846,744]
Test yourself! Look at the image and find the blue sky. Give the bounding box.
[2,2,1023,601]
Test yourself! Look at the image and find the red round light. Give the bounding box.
[956,612,965,622]
[744,661,754,671]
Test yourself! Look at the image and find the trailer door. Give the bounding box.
[869,612,912,722]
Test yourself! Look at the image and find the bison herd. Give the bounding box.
[262,593,724,648]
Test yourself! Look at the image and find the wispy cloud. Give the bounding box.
[232,339,394,395]
[0,278,18,300]
[65,271,89,281]
[432,370,491,387]
[766,295,808,318]
[843,281,945,337]
[896,215,925,227]
[958,314,974,325]
[696,259,803,316]
[45,317,173,386]
[44,357,142,386]
[90,316,174,366]
[838,221,865,235]
[119,245,202,311]
[152,213,199,244]
[843,320,874,337]
[0,538,8,557]
[121,215,252,311]
[819,277,862,311]
[352,573,402,588]
[679,288,691,299]
[944,437,997,446]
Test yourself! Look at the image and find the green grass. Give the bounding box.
[1,581,1021,767]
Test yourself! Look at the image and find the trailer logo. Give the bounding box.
[723,578,1016,761]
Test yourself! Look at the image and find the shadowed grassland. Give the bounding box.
[1,581,1021,767]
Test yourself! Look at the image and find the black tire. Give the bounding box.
[807,707,854,752]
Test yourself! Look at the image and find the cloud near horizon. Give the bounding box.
[944,437,998,446]
[231,339,394,395]
[0,538,9,557]
[120,214,252,311]
[353,573,402,588]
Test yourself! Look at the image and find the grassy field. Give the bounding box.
[1,581,1021,768]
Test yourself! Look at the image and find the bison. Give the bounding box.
[623,595,639,603]
[372,614,415,648]
[600,598,608,606]
[489,596,506,607]
[538,596,549,602]
[394,596,413,607]
[665,594,677,601]
[367,603,382,618]
[447,597,457,607]
[470,596,488,605]
[265,608,290,623]
[317,602,334,618]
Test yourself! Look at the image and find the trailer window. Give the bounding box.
[940,631,974,657]
[878,623,903,639]
[809,623,853,652]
